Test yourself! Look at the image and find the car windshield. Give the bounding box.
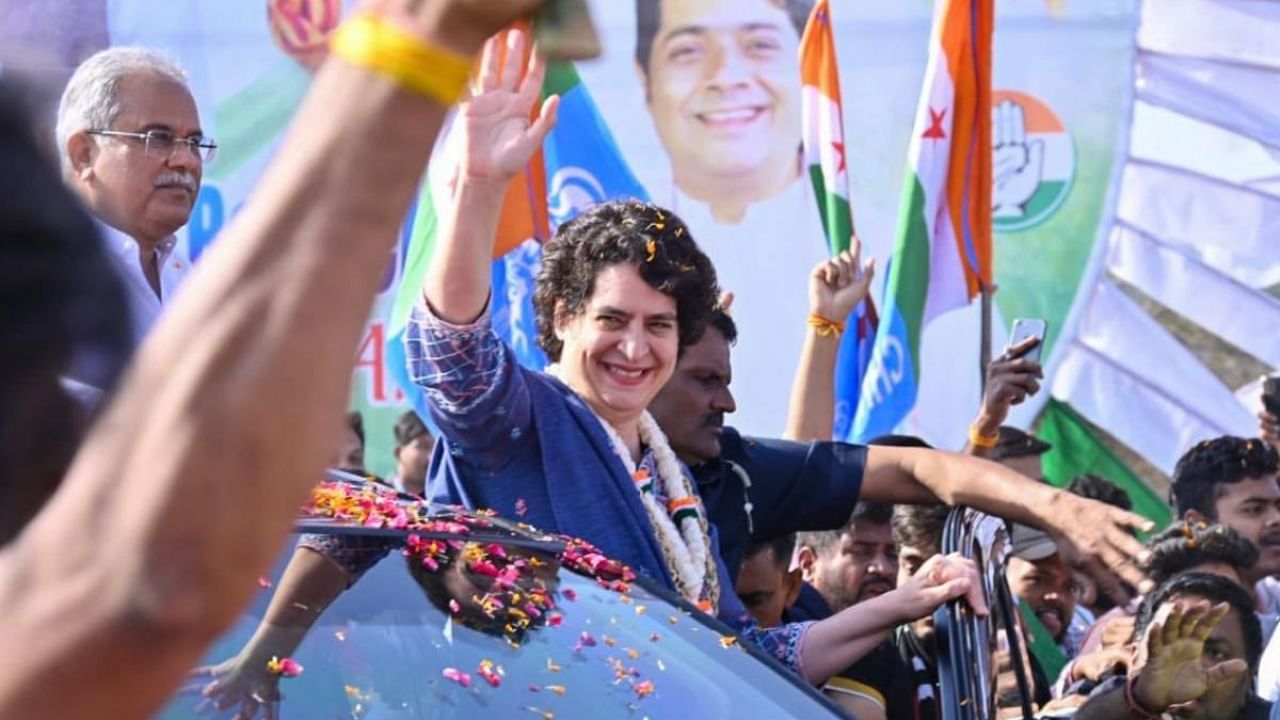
[158,483,840,719]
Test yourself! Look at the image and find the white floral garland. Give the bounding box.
[546,367,719,607]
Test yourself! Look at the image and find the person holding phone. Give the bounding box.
[1261,376,1280,453]
[964,319,1046,463]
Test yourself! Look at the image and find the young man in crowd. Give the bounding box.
[734,534,802,628]
[795,501,898,620]
[1008,524,1079,661]
[1054,521,1258,707]
[1171,436,1280,641]
[1076,572,1272,720]
[389,410,434,496]
[334,411,366,475]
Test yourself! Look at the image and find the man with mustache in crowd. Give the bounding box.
[792,500,903,719]
[57,47,208,390]
[1171,437,1280,644]
[646,307,1152,717]
[796,501,899,614]
[1007,524,1079,658]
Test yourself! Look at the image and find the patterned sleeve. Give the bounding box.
[738,619,814,678]
[298,533,396,585]
[403,296,533,469]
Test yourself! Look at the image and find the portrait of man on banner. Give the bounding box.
[633,0,830,435]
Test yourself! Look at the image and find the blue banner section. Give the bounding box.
[851,305,917,442]
[832,298,877,441]
[543,77,649,228]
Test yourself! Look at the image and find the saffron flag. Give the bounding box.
[799,0,879,440]
[851,0,994,441]
[386,54,647,423]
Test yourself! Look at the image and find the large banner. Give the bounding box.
[1,0,1138,478]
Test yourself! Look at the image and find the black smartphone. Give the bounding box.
[1264,375,1280,417]
[1007,318,1047,363]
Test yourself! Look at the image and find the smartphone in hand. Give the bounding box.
[1263,375,1280,417]
[1007,318,1047,363]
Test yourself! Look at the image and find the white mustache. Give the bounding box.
[154,171,196,191]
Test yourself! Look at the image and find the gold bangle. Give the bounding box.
[968,423,1000,449]
[330,13,472,106]
[807,313,846,338]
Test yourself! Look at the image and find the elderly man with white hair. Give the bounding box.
[57,47,212,387]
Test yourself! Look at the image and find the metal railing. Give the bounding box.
[933,507,1036,720]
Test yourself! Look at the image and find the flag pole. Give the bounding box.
[979,284,992,396]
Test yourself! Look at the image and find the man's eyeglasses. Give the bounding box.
[86,129,218,163]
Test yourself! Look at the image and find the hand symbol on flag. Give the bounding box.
[992,99,1044,218]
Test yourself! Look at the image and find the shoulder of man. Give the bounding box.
[825,640,914,716]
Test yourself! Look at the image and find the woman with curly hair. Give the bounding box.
[407,29,986,685]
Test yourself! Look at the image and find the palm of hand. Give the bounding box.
[193,660,280,717]
[1139,638,1209,707]
[459,91,537,180]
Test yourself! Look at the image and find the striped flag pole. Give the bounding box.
[799,0,880,440]
[851,0,994,442]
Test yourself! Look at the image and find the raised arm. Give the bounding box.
[962,336,1042,456]
[783,240,873,442]
[861,446,1154,601]
[0,4,541,718]
[422,31,558,324]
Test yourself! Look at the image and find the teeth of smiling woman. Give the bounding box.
[608,365,642,379]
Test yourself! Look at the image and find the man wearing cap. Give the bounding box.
[1010,523,1079,656]
[992,523,1076,711]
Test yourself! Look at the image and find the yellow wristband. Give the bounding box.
[968,423,1000,449]
[807,313,846,338]
[330,13,472,106]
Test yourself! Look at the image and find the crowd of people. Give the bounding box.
[1,1,1277,719]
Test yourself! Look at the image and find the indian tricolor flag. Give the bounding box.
[851,0,994,442]
[800,0,879,440]
[801,0,854,256]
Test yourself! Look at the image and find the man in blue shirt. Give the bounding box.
[646,308,1153,601]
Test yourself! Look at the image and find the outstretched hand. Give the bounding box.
[183,655,281,720]
[1046,494,1153,604]
[1131,601,1248,714]
[455,29,559,186]
[809,237,875,323]
[891,552,988,622]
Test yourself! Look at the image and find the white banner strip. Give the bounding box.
[1106,223,1280,369]
[1129,101,1280,195]
[1136,50,1280,150]
[1138,0,1280,70]
[1116,159,1280,288]
[1052,280,1255,473]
